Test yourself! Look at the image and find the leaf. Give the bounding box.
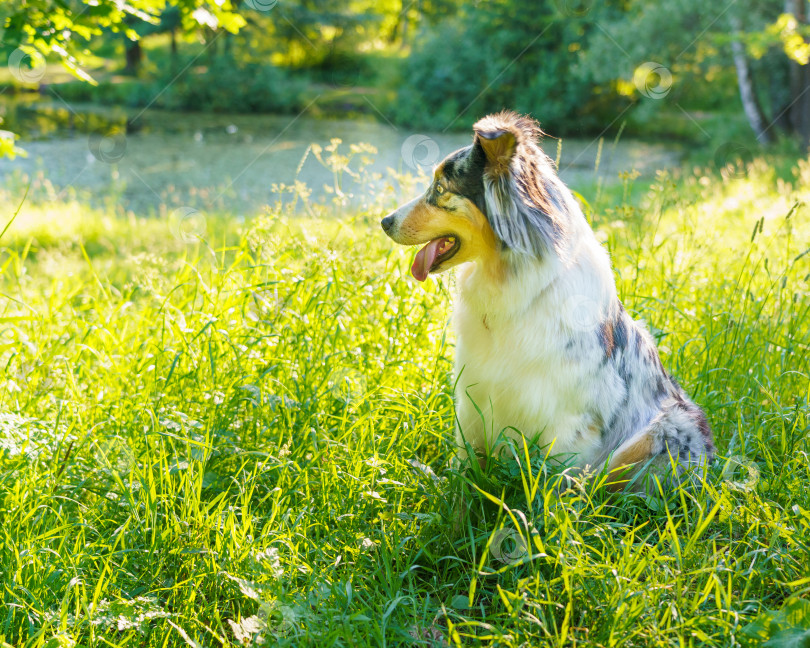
[449,595,469,610]
[743,598,810,645]
[764,627,810,648]
[218,11,247,34]
[219,572,264,600]
[227,616,267,645]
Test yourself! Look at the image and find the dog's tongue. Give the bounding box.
[411,239,444,282]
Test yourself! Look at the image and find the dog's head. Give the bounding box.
[381,111,570,281]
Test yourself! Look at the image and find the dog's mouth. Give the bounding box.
[411,236,460,282]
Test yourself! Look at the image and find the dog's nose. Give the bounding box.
[380,215,395,233]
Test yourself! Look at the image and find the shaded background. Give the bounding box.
[0,0,809,215]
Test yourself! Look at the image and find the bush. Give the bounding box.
[387,3,622,134]
[48,57,310,116]
[153,59,310,113]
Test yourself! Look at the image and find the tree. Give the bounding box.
[730,14,773,144]
[773,2,810,145]
[0,0,246,154]
[585,0,810,147]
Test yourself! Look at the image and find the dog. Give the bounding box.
[381,111,714,491]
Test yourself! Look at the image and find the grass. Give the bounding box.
[0,147,809,647]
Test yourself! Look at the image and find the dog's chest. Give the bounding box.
[453,298,601,458]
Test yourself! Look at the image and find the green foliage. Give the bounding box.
[743,598,810,646]
[388,0,616,133]
[3,0,809,143]
[0,0,245,81]
[135,58,310,113]
[587,0,807,126]
[0,129,26,160]
[272,2,385,68]
[1,145,809,646]
[387,20,493,130]
[45,56,310,114]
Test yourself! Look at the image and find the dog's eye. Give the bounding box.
[436,184,446,195]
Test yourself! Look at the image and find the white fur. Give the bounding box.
[452,190,621,467]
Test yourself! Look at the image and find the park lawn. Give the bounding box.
[0,152,809,647]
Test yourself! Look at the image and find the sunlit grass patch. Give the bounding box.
[0,150,808,647]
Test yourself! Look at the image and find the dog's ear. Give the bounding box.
[474,128,516,173]
[472,120,566,258]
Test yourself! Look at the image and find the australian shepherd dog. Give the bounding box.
[382,111,714,492]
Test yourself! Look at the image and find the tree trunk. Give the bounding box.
[124,39,142,75]
[793,63,810,148]
[730,15,774,144]
[786,0,810,148]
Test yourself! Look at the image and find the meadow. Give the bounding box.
[1,145,809,647]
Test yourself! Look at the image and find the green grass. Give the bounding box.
[1,150,809,647]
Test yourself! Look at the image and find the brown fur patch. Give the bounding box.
[393,195,504,281]
[471,112,565,234]
[605,432,654,492]
[600,319,615,358]
[587,417,603,437]
[475,129,516,174]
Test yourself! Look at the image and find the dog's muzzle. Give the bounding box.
[380,197,420,239]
